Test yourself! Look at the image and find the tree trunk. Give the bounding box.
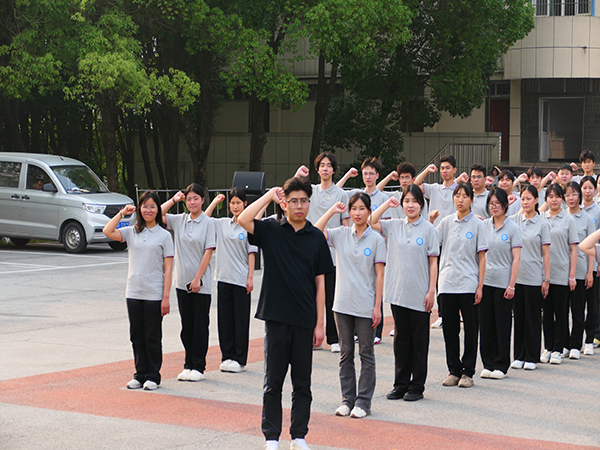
[152,122,167,190]
[156,104,180,190]
[138,116,155,189]
[309,52,339,183]
[5,99,26,152]
[249,93,268,172]
[96,92,120,192]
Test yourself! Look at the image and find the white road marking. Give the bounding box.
[0,260,127,275]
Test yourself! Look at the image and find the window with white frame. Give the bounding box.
[532,0,592,16]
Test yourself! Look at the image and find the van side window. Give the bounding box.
[0,162,22,187]
[27,165,55,190]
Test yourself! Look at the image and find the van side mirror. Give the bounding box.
[42,183,58,193]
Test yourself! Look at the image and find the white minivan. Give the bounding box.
[0,152,136,253]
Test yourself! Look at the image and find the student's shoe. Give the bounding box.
[188,370,205,381]
[374,337,382,345]
[264,440,279,450]
[219,360,232,372]
[126,379,142,389]
[480,369,492,379]
[569,349,580,359]
[290,438,311,450]
[312,344,322,350]
[389,329,395,337]
[228,361,245,373]
[354,335,359,343]
[490,370,506,379]
[431,317,443,329]
[350,406,368,418]
[584,343,594,355]
[510,360,524,369]
[330,343,341,353]
[550,352,562,364]
[540,349,552,363]
[177,369,192,381]
[458,375,474,388]
[143,380,158,390]
[403,390,424,402]
[523,362,537,370]
[594,338,600,348]
[335,404,351,416]
[561,348,569,358]
[386,388,406,400]
[442,374,460,386]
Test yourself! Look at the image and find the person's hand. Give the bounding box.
[332,201,347,215]
[429,210,440,223]
[569,278,576,291]
[570,162,579,172]
[346,167,359,178]
[389,171,399,181]
[313,326,324,348]
[427,164,438,173]
[271,187,285,204]
[504,287,515,300]
[541,280,549,298]
[485,176,495,186]
[547,172,557,181]
[246,277,254,294]
[586,272,593,289]
[424,291,435,312]
[474,286,483,304]
[457,172,469,184]
[161,297,170,316]
[372,306,382,328]
[516,173,528,184]
[172,191,185,203]
[508,194,517,206]
[121,204,136,216]
[295,165,309,178]
[190,278,202,293]
[214,194,225,204]
[386,197,401,209]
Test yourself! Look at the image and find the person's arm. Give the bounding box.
[539,201,549,212]
[313,274,326,347]
[336,167,358,188]
[428,210,440,224]
[580,228,600,257]
[504,247,521,299]
[189,248,213,293]
[246,252,255,294]
[377,171,398,192]
[372,263,384,328]
[161,257,173,316]
[425,255,438,312]
[314,202,347,240]
[239,188,284,235]
[204,194,225,217]
[513,173,528,190]
[342,217,350,227]
[295,165,309,178]
[586,252,595,289]
[540,172,555,190]
[371,196,399,232]
[542,245,550,298]
[569,244,578,291]
[161,191,185,222]
[103,204,136,241]
[454,172,469,184]
[414,164,437,190]
[474,251,486,305]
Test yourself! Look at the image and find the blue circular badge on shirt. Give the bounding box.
[372,204,377,211]
[416,237,424,246]
[501,234,508,241]
[595,218,597,225]
[238,233,245,240]
[364,248,372,256]
[466,232,473,240]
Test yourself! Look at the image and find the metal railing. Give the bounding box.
[531,0,592,16]
[422,142,499,178]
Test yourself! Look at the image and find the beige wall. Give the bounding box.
[424,106,486,133]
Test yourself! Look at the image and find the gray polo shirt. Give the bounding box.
[573,174,597,184]
[436,212,488,294]
[380,217,439,312]
[385,191,429,220]
[542,210,579,286]
[483,218,523,289]
[423,182,457,227]
[119,225,174,301]
[327,225,386,319]
[570,210,595,280]
[166,213,216,294]
[583,203,600,271]
[345,188,391,219]
[510,213,551,286]
[307,184,350,265]
[471,190,490,219]
[213,218,258,288]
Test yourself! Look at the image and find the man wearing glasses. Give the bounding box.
[470,164,490,219]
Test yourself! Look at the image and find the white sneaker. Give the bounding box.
[431,317,443,329]
[290,438,311,450]
[228,361,245,373]
[550,351,562,364]
[219,360,232,372]
[126,379,142,389]
[490,370,506,379]
[540,349,552,363]
[374,337,382,345]
[143,380,158,390]
[562,348,569,358]
[510,360,524,369]
[188,370,205,381]
[523,362,537,370]
[264,440,279,450]
[177,369,192,381]
[569,348,580,359]
[389,329,395,337]
[350,406,368,418]
[354,335,359,343]
[335,404,351,416]
[480,369,492,379]
[330,343,341,353]
[584,343,594,355]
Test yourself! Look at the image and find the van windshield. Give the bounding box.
[51,165,109,194]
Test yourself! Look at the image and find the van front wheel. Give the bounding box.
[62,222,87,253]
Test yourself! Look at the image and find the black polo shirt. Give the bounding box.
[250,217,334,329]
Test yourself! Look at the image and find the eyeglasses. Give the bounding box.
[471,175,484,180]
[141,205,158,211]
[489,202,502,208]
[287,198,310,207]
[362,172,377,177]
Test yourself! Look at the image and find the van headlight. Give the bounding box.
[83,203,106,214]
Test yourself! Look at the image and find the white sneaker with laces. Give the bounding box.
[188,370,205,381]
[177,369,191,381]
[374,337,382,345]
[389,329,395,337]
[290,438,311,450]
[490,370,506,379]
[569,348,580,359]
[584,343,594,355]
[126,379,142,389]
[523,362,537,370]
[330,343,341,353]
[431,317,443,329]
[550,351,562,364]
[264,440,279,450]
[480,369,492,378]
[219,360,232,372]
[350,406,368,418]
[228,361,246,373]
[510,360,524,369]
[561,348,569,358]
[143,380,158,390]
[540,349,552,363]
[335,404,351,416]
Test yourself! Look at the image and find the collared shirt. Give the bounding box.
[385,191,429,220]
[327,225,386,318]
[572,174,597,184]
[510,213,551,286]
[436,212,488,294]
[423,182,458,227]
[542,210,579,286]
[249,217,334,329]
[380,217,439,312]
[483,217,523,289]
[582,202,600,271]
[507,196,522,217]
[119,225,174,301]
[345,188,391,219]
[166,212,216,293]
[569,209,595,279]
[471,190,490,219]
[213,217,258,288]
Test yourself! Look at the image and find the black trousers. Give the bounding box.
[217,281,251,365]
[325,271,338,345]
[439,293,478,378]
[176,289,211,372]
[513,284,543,363]
[262,321,313,441]
[566,279,586,350]
[479,286,512,373]
[126,299,163,384]
[584,273,598,344]
[543,284,569,352]
[391,305,430,394]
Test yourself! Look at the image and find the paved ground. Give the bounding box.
[1,242,599,450]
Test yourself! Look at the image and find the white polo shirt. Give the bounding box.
[423,182,458,227]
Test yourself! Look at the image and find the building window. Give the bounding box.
[532,0,592,16]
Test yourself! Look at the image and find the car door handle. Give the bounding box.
[11,194,20,199]
[22,195,30,200]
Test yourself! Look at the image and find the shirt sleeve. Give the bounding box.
[541,221,551,246]
[340,191,350,221]
[568,216,580,245]
[162,230,175,258]
[511,224,523,249]
[249,217,274,248]
[379,219,391,240]
[427,224,440,257]
[326,226,343,248]
[436,217,445,247]
[119,226,133,243]
[476,220,489,253]
[423,183,435,200]
[315,232,335,276]
[374,234,386,264]
[204,218,217,250]
[165,213,181,231]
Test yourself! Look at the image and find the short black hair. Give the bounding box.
[440,155,456,168]
[565,181,582,203]
[396,162,416,178]
[470,164,487,177]
[401,184,425,210]
[527,166,543,178]
[283,177,312,199]
[348,192,371,211]
[314,152,338,173]
[558,163,573,173]
[229,187,247,203]
[453,182,474,200]
[486,187,509,215]
[521,185,540,213]
[580,150,595,163]
[499,169,515,182]
[184,183,204,199]
[546,183,564,200]
[581,175,597,189]
[136,191,166,233]
[361,157,381,174]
